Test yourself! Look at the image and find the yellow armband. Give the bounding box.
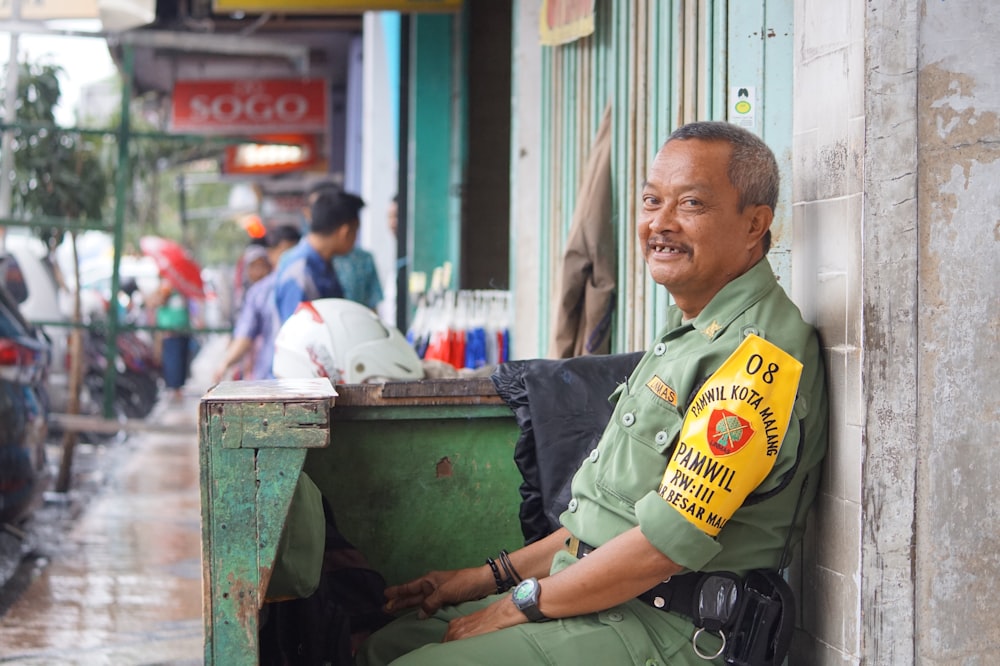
[656,334,802,536]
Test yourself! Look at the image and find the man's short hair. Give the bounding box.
[307,180,340,201]
[266,224,302,248]
[667,121,779,253]
[310,189,365,234]
[242,244,270,266]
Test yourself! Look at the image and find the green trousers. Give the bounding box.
[356,594,723,666]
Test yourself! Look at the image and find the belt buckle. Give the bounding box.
[565,536,590,558]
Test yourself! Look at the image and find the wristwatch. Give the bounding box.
[511,577,549,622]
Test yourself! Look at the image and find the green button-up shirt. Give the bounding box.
[557,258,828,576]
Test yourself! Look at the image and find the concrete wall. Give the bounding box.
[361,13,400,326]
[508,0,542,360]
[859,1,920,663]
[913,1,1000,662]
[794,0,1000,663]
[790,1,866,663]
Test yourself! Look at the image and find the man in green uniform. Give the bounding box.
[357,121,828,666]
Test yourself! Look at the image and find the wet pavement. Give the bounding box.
[0,337,226,665]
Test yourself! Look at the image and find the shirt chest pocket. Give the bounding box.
[615,388,684,453]
[596,389,684,507]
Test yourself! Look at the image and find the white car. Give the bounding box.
[1,233,73,413]
[1,233,132,441]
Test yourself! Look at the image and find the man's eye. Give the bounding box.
[681,198,701,208]
[641,195,659,207]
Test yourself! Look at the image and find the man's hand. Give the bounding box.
[384,566,489,619]
[442,595,526,642]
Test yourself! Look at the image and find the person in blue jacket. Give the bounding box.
[274,188,363,324]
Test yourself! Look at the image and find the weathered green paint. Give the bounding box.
[305,413,522,586]
[199,379,521,664]
[201,418,261,664]
[254,448,309,596]
[200,380,335,665]
[408,13,461,281]
[218,401,330,449]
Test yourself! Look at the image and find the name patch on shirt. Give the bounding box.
[646,376,678,406]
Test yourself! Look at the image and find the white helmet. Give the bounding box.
[272,298,424,384]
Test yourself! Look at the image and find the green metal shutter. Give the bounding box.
[536,0,792,354]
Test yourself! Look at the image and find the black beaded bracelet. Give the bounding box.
[498,549,522,587]
[485,556,505,594]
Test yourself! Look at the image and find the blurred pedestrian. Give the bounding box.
[274,188,362,323]
[233,236,270,315]
[213,225,301,382]
[153,279,192,401]
[307,182,383,311]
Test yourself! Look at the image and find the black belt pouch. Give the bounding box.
[723,570,795,666]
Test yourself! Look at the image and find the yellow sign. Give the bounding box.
[539,0,595,46]
[213,0,461,13]
[656,335,802,536]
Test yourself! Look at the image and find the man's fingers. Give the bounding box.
[384,577,437,613]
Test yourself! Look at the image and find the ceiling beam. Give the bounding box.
[0,22,310,73]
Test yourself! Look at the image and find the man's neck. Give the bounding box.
[674,253,766,320]
[307,233,334,261]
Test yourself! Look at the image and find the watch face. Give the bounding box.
[512,579,534,603]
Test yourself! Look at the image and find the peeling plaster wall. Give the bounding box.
[914,1,1000,662]
[858,1,1000,663]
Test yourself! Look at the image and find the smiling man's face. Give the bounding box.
[638,138,772,319]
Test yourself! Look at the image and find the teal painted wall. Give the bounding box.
[408,13,461,285]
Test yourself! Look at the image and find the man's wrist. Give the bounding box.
[510,577,550,622]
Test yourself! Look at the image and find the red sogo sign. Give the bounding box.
[170,79,328,134]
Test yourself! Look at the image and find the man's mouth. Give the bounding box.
[648,239,688,256]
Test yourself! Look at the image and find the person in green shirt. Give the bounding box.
[154,280,192,400]
[357,121,829,666]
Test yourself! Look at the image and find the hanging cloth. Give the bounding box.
[551,102,616,358]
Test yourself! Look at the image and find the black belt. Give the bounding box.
[565,536,701,619]
[566,536,794,665]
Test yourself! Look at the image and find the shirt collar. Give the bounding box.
[663,258,778,341]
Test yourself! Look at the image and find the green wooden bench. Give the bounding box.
[199,378,523,664]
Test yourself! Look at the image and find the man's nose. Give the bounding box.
[646,205,678,234]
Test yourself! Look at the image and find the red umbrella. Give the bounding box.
[139,236,205,300]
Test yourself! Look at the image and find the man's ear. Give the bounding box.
[746,204,773,249]
[333,222,357,251]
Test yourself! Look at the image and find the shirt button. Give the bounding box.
[653,595,666,608]
[588,448,600,462]
[622,412,636,427]
[567,498,579,512]
[653,342,666,356]
[645,660,661,666]
[654,431,669,445]
[607,611,623,622]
